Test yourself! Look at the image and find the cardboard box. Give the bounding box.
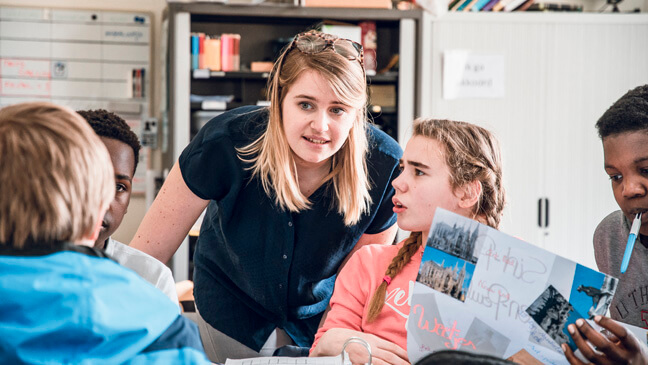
[302,0,392,9]
[369,84,396,108]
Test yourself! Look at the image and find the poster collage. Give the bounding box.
[407,209,619,364]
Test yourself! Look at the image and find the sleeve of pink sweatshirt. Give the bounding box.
[312,245,372,350]
[311,242,415,353]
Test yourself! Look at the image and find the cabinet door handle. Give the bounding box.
[544,198,549,228]
[538,198,543,228]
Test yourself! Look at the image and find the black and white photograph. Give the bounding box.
[526,285,580,350]
[425,210,482,264]
[464,318,511,357]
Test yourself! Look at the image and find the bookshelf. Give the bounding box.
[164,3,422,281]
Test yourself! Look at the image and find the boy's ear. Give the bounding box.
[77,207,107,247]
[457,180,482,210]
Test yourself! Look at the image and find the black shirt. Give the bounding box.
[179,106,402,350]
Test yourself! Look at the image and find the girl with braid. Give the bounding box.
[310,118,506,365]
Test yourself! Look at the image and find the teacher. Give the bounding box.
[130,31,402,363]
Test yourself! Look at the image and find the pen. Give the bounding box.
[621,212,642,274]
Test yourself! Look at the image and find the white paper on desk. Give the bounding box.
[443,50,505,100]
[224,355,351,365]
[407,208,619,364]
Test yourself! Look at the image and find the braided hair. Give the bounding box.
[366,118,506,322]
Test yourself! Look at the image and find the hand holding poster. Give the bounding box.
[407,208,619,364]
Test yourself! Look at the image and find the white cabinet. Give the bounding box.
[418,13,648,269]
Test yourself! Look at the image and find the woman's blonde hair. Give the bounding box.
[237,32,370,226]
[0,102,115,249]
[366,118,506,322]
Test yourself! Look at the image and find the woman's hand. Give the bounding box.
[563,315,648,365]
[310,328,409,365]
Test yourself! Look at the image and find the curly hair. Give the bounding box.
[596,84,648,139]
[76,109,141,172]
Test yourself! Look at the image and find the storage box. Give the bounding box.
[302,0,392,9]
[369,84,396,108]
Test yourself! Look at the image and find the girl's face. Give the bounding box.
[392,136,465,236]
[282,69,357,171]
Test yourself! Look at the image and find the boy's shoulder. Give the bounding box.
[595,210,628,237]
[106,238,178,302]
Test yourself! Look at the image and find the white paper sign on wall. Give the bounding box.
[443,50,505,99]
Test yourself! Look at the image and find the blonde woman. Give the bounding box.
[130,31,402,362]
[311,119,506,364]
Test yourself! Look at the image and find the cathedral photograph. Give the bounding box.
[526,285,579,350]
[425,218,482,264]
[417,246,475,302]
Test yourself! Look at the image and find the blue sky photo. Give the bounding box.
[569,264,606,318]
[422,246,476,293]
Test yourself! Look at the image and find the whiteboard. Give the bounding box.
[0,6,152,193]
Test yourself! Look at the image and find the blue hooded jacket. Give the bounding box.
[0,244,211,364]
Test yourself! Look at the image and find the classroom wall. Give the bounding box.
[1,0,645,246]
[0,0,167,244]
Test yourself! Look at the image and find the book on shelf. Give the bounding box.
[481,0,501,11]
[191,33,201,70]
[302,0,392,8]
[514,0,535,11]
[359,21,377,76]
[492,0,514,11]
[471,0,495,11]
[504,0,529,11]
[462,0,482,11]
[448,0,463,10]
[221,33,241,72]
[456,0,478,11]
[191,32,240,72]
[526,2,583,10]
[203,36,221,71]
[198,33,205,69]
[130,68,145,98]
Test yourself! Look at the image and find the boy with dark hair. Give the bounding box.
[77,109,178,304]
[0,102,210,364]
[593,85,648,328]
[563,85,648,364]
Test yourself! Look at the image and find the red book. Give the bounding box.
[198,33,205,69]
[359,21,377,75]
[231,34,241,72]
[221,34,233,72]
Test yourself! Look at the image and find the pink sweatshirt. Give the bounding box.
[312,239,424,352]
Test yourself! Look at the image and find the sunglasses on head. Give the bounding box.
[289,31,364,67]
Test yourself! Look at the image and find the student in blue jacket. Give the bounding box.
[0,102,210,365]
[130,31,402,362]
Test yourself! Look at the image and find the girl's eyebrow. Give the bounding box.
[294,94,347,107]
[400,159,430,170]
[294,94,317,101]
